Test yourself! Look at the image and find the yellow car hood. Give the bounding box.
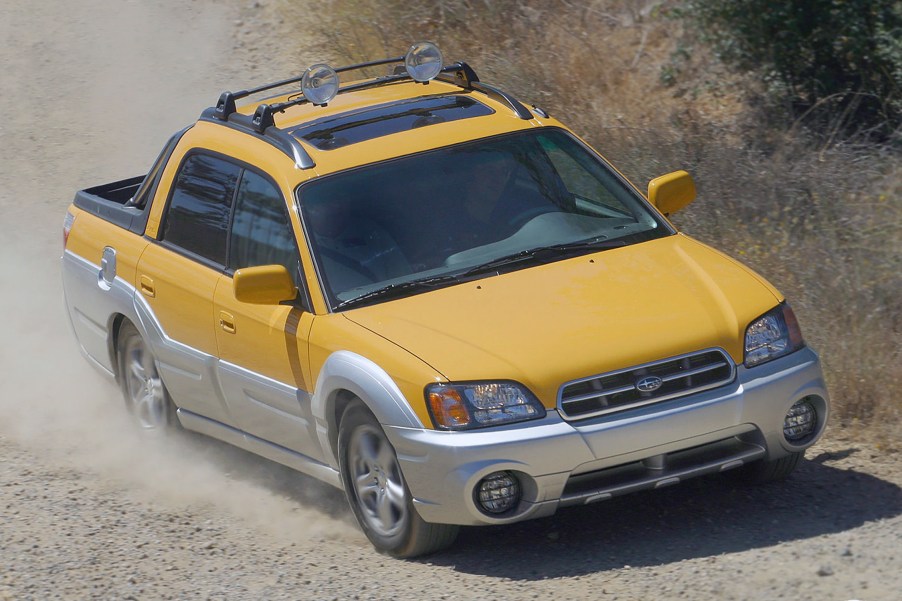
[343,234,782,407]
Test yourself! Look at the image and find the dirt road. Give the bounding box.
[1,1,900,599]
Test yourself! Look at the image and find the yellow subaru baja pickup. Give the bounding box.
[62,43,830,557]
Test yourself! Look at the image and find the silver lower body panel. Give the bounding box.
[177,408,342,488]
[386,347,829,526]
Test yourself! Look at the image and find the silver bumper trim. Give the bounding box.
[386,346,829,526]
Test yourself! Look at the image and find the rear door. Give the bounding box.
[136,152,240,425]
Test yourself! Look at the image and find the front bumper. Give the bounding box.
[384,347,829,526]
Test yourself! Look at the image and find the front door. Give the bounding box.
[212,168,321,460]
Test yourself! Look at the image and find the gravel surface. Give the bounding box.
[1,1,900,600]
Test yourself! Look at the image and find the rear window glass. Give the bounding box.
[288,95,494,150]
[162,154,240,265]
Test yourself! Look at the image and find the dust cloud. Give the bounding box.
[0,0,357,544]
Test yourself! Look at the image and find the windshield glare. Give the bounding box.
[298,129,670,309]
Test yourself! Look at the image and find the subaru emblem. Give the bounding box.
[636,375,663,393]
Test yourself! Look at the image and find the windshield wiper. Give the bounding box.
[336,239,625,310]
[462,238,626,277]
[335,274,462,310]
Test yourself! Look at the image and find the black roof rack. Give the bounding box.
[199,54,535,169]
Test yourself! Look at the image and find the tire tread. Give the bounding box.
[339,400,458,558]
[741,451,804,484]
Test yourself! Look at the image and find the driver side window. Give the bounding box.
[229,170,302,287]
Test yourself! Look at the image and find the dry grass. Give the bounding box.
[278,0,902,439]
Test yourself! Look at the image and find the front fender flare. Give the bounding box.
[312,350,425,469]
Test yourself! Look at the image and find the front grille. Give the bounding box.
[558,348,735,421]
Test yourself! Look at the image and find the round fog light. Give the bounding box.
[476,471,520,515]
[784,398,817,442]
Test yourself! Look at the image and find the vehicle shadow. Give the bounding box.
[425,447,902,578]
[173,433,901,574]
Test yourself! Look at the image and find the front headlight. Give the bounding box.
[426,381,546,430]
[744,303,805,368]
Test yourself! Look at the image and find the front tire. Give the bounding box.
[735,451,804,484]
[117,321,177,432]
[338,401,458,557]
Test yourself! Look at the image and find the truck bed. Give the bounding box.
[73,175,150,233]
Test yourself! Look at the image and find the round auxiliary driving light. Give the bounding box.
[475,471,521,515]
[404,41,443,82]
[301,64,339,106]
[783,397,817,442]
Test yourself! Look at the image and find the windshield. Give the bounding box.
[297,128,672,310]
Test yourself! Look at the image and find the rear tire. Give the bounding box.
[338,400,458,557]
[117,321,178,432]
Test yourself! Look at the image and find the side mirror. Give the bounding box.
[647,170,696,215]
[233,265,297,305]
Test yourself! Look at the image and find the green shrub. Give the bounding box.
[683,0,902,141]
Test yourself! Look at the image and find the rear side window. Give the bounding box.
[229,170,301,284]
[162,154,241,264]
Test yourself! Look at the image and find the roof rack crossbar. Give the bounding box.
[198,55,533,169]
[211,75,310,121]
[266,72,412,116]
[260,62,483,120]
[209,57,489,121]
[208,56,407,122]
[335,56,404,74]
[208,55,531,125]
[243,74,304,97]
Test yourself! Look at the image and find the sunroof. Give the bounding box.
[288,95,495,151]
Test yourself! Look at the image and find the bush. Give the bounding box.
[682,0,902,141]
